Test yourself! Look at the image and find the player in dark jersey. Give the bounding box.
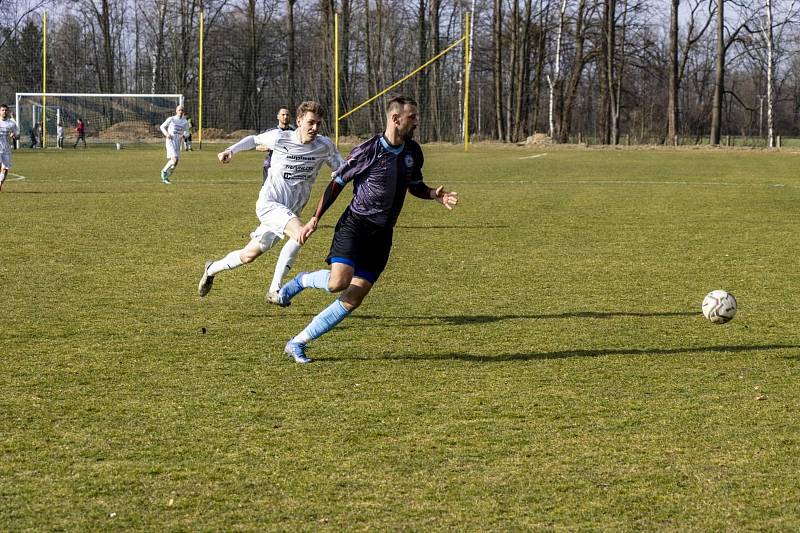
[276,95,458,363]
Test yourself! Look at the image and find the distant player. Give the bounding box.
[277,95,458,363]
[261,106,295,185]
[56,120,65,149]
[73,118,86,148]
[182,115,193,152]
[198,100,344,304]
[159,105,189,184]
[0,104,20,192]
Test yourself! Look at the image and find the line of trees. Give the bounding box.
[1,0,800,144]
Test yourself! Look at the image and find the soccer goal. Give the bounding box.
[15,93,184,148]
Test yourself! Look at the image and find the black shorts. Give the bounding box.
[326,208,393,284]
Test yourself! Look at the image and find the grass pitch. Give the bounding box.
[2,144,800,529]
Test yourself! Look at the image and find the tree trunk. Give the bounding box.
[417,0,428,140]
[710,0,724,145]
[549,0,567,139]
[288,0,296,103]
[505,0,518,142]
[765,0,774,147]
[558,0,588,143]
[429,0,441,140]
[493,0,504,140]
[667,0,679,141]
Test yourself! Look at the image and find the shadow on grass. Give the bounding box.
[348,310,697,326]
[324,344,800,363]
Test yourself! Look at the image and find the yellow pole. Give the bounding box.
[463,12,470,151]
[334,13,339,148]
[339,35,465,121]
[199,10,204,149]
[42,11,47,148]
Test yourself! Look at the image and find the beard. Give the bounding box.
[403,127,416,140]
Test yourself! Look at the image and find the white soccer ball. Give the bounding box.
[702,290,737,324]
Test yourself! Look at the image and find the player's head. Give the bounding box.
[175,105,185,117]
[296,101,324,143]
[386,95,418,139]
[0,104,7,120]
[277,107,291,127]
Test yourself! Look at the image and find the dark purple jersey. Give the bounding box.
[335,134,424,227]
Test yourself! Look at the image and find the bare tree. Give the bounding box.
[493,0,504,139]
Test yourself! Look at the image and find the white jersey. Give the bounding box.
[160,115,188,137]
[229,129,344,216]
[0,119,20,154]
[161,115,188,158]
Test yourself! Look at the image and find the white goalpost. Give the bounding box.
[15,93,184,147]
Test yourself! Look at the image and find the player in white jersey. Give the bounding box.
[0,104,20,192]
[198,101,344,304]
[159,105,189,184]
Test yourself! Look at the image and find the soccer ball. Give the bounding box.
[701,290,737,324]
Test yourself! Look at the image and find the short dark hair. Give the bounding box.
[296,101,323,120]
[386,95,417,116]
[278,106,290,113]
[0,104,7,110]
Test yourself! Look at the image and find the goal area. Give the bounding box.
[15,93,184,147]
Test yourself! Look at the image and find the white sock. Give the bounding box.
[207,250,244,276]
[269,239,301,293]
[162,161,175,175]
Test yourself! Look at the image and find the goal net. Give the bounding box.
[15,93,184,147]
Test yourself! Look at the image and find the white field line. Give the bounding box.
[519,153,547,160]
[445,179,789,187]
[8,172,26,181]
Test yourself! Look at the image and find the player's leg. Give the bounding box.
[198,223,280,297]
[283,276,372,364]
[283,218,390,363]
[266,217,304,302]
[161,141,178,182]
[0,155,11,191]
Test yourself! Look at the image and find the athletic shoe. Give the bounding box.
[284,340,312,364]
[278,272,307,305]
[198,260,214,297]
[161,171,171,184]
[266,290,291,307]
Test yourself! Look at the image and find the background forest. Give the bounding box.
[1,0,799,144]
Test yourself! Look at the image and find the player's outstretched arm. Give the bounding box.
[218,149,233,164]
[409,182,459,210]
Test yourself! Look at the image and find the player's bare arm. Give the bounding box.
[298,179,346,243]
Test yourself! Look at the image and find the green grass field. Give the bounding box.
[2,144,800,529]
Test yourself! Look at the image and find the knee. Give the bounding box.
[339,293,364,311]
[327,278,350,293]
[240,249,260,264]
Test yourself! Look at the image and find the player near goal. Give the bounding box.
[159,105,189,184]
[277,95,458,363]
[197,100,344,303]
[0,104,20,192]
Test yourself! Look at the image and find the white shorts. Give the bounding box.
[165,137,181,159]
[1,152,11,169]
[250,201,297,252]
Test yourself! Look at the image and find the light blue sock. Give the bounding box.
[301,270,331,291]
[294,300,350,344]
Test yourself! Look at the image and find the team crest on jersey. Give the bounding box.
[404,154,414,168]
